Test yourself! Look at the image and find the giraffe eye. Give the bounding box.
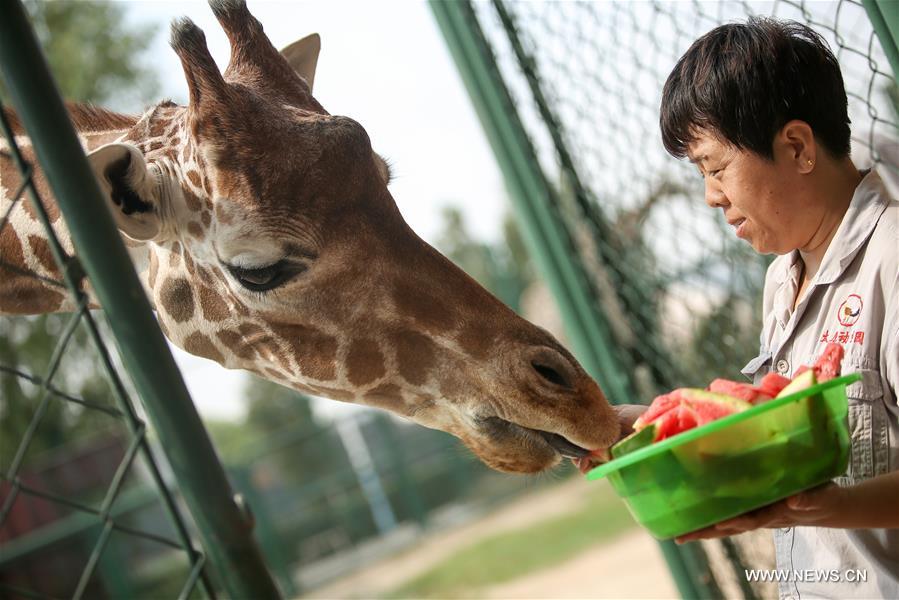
[226,261,302,292]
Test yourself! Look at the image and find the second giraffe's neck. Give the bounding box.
[0,103,162,314]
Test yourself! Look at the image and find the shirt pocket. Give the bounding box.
[841,369,887,482]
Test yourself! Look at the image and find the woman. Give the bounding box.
[647,16,898,599]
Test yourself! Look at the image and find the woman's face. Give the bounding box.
[687,129,815,255]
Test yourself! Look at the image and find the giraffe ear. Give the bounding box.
[87,143,165,242]
[280,33,320,92]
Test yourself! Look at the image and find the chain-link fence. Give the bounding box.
[0,97,214,600]
[0,1,279,597]
[436,0,897,597]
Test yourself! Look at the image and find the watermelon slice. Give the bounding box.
[707,379,771,404]
[776,369,817,398]
[756,372,791,398]
[635,389,751,442]
[794,342,844,381]
[813,342,844,381]
[706,372,791,404]
[633,392,681,430]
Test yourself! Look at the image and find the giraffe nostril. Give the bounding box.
[524,346,579,392]
[531,362,569,387]
[532,362,570,388]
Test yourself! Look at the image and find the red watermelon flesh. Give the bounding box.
[757,372,791,398]
[707,379,771,403]
[633,392,680,430]
[635,389,751,442]
[812,342,844,381]
[706,373,791,405]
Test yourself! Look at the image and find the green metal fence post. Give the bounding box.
[428,1,721,598]
[428,0,633,406]
[863,0,899,80]
[230,467,299,598]
[0,2,279,597]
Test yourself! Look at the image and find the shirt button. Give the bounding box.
[776,359,790,375]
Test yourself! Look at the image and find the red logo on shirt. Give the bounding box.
[837,294,863,327]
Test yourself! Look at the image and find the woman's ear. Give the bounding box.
[87,143,165,241]
[779,120,817,173]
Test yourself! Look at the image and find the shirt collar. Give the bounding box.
[771,168,890,286]
[815,168,891,285]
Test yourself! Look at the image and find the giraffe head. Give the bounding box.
[85,0,619,473]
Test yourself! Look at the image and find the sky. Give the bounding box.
[123,1,509,422]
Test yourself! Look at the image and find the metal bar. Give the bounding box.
[0,366,124,417]
[862,0,899,80]
[428,0,632,405]
[3,88,213,596]
[0,2,279,598]
[75,309,217,598]
[2,305,85,492]
[0,485,180,566]
[180,553,209,600]
[98,424,145,517]
[73,519,114,600]
[427,2,721,598]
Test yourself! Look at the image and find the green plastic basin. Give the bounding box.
[586,374,858,539]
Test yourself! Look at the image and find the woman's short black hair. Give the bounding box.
[660,17,851,160]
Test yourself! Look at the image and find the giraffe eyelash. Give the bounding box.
[225,260,306,292]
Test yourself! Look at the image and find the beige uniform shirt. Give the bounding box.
[741,169,899,599]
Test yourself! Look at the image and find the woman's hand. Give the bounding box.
[675,469,899,542]
[675,482,850,544]
[613,403,649,438]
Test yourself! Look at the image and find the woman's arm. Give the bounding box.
[675,469,899,544]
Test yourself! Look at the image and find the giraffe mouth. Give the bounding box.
[528,429,592,459]
[478,416,591,459]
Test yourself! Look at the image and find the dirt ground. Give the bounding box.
[306,477,678,599]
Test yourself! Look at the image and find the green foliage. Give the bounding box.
[0,315,119,474]
[435,206,534,311]
[686,294,764,385]
[23,0,159,111]
[209,375,347,486]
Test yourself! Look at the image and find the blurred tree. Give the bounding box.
[213,376,348,485]
[686,293,764,386]
[435,206,534,311]
[1,1,160,472]
[0,316,121,473]
[22,0,159,111]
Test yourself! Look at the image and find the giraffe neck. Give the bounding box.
[0,103,157,314]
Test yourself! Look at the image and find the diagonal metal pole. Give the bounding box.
[0,2,279,597]
[862,0,899,81]
[428,1,723,598]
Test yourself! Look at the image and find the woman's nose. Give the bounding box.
[704,178,727,208]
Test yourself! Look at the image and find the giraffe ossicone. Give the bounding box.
[0,0,619,473]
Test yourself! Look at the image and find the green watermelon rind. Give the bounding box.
[611,424,656,459]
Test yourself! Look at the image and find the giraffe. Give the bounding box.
[0,0,619,474]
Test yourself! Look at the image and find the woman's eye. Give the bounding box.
[227,261,298,292]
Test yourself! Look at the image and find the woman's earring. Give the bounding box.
[807,159,814,167]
